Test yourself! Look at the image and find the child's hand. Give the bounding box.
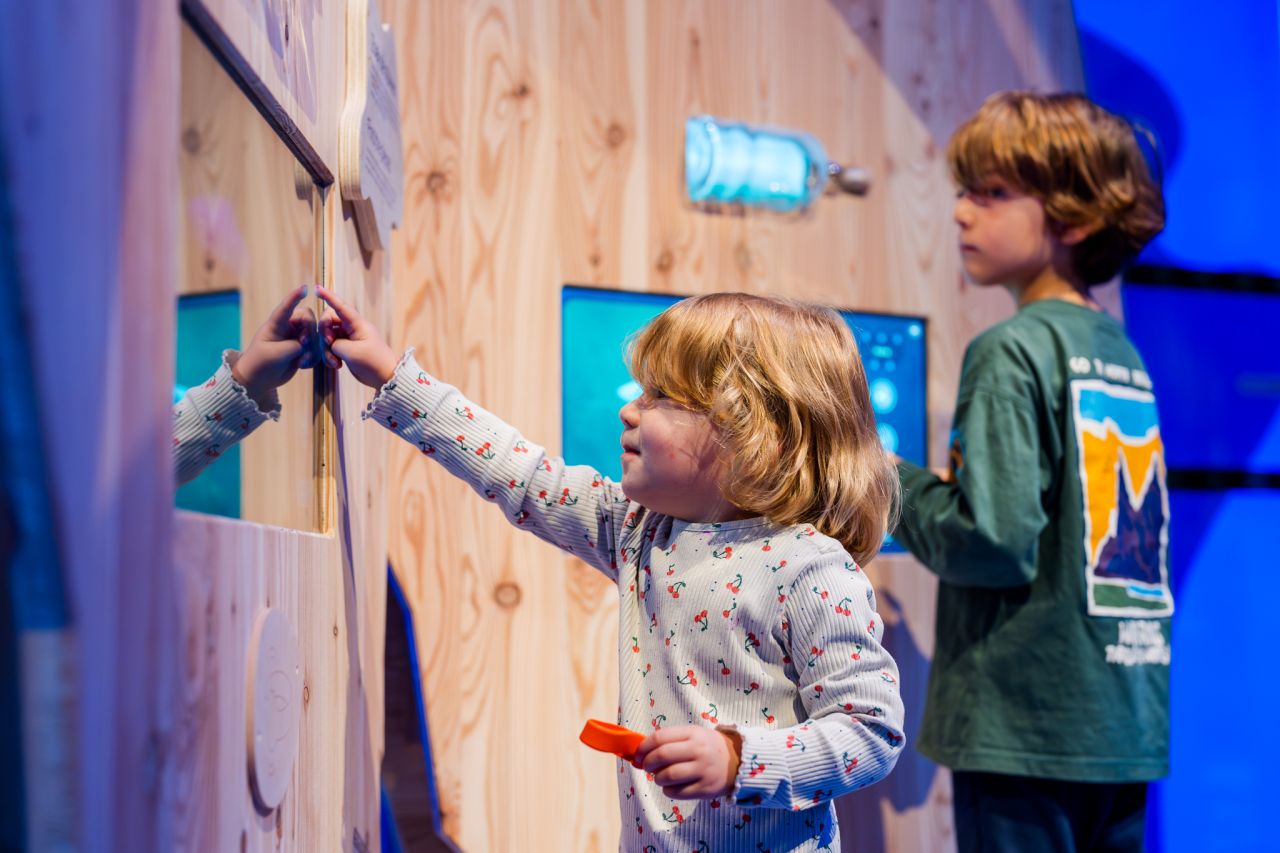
[633,725,739,800]
[316,285,399,389]
[232,284,317,407]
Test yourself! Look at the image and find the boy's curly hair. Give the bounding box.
[948,91,1165,284]
[628,293,899,565]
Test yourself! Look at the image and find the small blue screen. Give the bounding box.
[174,290,241,518]
[561,286,927,550]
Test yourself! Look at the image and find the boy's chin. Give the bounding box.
[960,269,1001,288]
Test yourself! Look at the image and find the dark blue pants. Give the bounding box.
[952,771,1148,853]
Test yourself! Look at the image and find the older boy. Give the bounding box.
[894,92,1171,852]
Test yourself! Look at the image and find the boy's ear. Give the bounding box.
[1058,220,1102,246]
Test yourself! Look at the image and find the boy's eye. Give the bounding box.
[960,182,1014,203]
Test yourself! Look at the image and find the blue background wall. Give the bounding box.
[1074,2,1280,849]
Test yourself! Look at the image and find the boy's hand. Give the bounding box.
[232,284,316,407]
[316,285,399,389]
[633,725,739,800]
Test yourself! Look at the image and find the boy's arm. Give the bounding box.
[173,351,278,485]
[894,383,1049,588]
[364,350,626,580]
[725,551,905,810]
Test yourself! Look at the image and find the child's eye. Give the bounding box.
[960,183,1013,203]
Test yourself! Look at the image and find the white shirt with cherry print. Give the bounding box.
[367,350,905,852]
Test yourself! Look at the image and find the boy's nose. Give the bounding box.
[953,195,975,226]
[619,400,639,428]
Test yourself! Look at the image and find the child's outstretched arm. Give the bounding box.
[317,287,630,579]
[173,284,318,485]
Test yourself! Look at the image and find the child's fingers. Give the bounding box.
[651,759,702,789]
[319,310,341,344]
[289,304,318,328]
[267,284,310,334]
[329,336,356,364]
[640,740,697,774]
[297,334,315,368]
[279,338,305,362]
[315,285,359,332]
[633,727,681,766]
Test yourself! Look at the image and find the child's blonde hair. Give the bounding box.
[948,91,1165,284]
[628,293,899,564]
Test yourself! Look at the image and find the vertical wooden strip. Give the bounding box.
[383,0,469,845]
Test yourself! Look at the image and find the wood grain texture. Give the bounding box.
[378,1,472,842]
[169,511,344,851]
[183,0,345,182]
[375,1,1083,851]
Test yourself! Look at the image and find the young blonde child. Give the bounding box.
[319,288,904,850]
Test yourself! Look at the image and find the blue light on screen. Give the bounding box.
[174,290,241,518]
[561,287,927,550]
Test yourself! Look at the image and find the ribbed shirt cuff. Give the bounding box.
[220,349,282,422]
[731,727,793,808]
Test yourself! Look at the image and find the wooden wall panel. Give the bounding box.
[169,512,341,851]
[165,6,394,851]
[382,1,1082,850]
[328,190,396,852]
[380,0,471,837]
[183,0,346,183]
[162,0,392,846]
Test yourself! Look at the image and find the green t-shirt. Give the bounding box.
[895,299,1172,782]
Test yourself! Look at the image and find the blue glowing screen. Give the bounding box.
[174,290,241,518]
[561,286,927,549]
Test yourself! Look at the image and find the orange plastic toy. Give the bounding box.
[579,719,646,761]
